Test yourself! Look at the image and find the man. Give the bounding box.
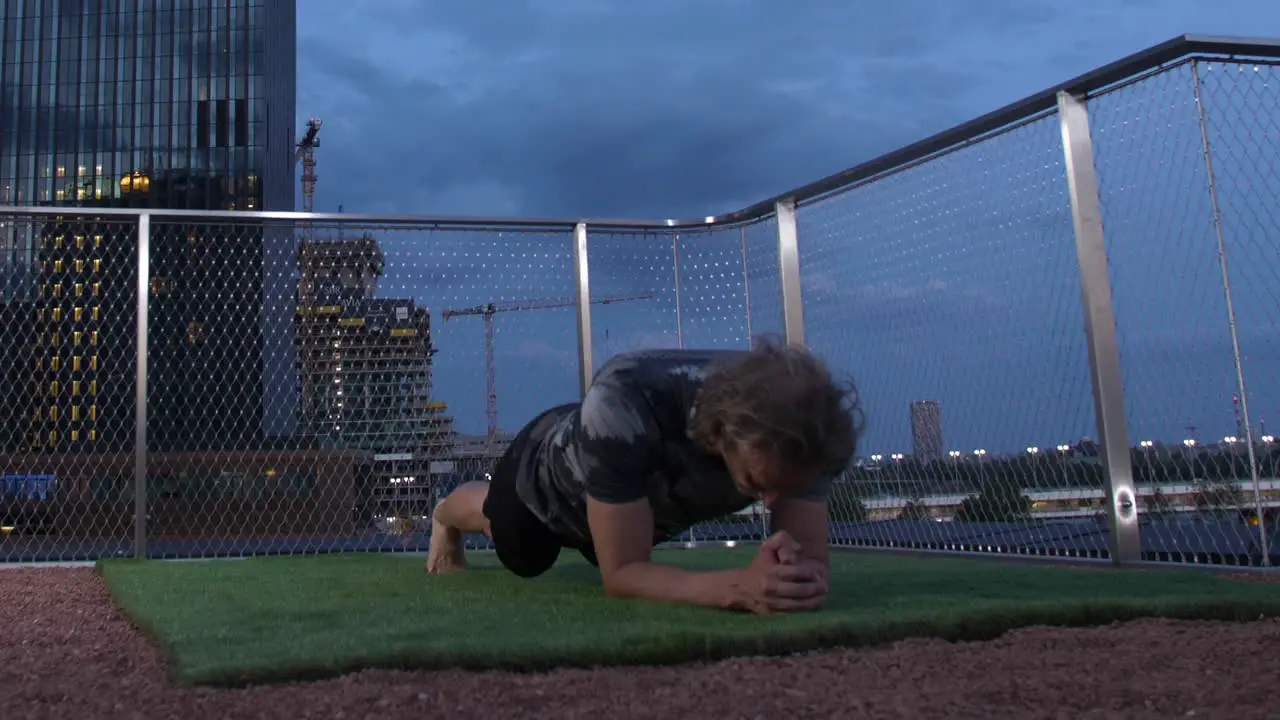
[427,338,862,615]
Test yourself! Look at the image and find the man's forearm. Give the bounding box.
[602,561,752,611]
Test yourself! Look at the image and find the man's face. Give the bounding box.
[721,441,819,509]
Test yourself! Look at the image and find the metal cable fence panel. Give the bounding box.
[585,229,682,359]
[135,218,579,558]
[1,212,141,562]
[1089,61,1279,566]
[585,223,782,546]
[674,224,767,543]
[741,215,785,343]
[1196,61,1280,564]
[796,113,1107,559]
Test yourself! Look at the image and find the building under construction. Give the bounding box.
[295,234,454,521]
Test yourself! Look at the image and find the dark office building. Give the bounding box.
[910,400,944,463]
[0,1,298,453]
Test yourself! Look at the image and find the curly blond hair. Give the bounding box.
[689,336,862,474]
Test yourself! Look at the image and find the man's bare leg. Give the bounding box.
[426,481,492,574]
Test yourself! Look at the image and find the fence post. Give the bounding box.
[572,222,593,399]
[774,199,805,346]
[133,213,151,559]
[1056,91,1141,564]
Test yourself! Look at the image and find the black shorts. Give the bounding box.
[482,403,598,578]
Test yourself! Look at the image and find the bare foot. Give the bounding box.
[425,520,467,574]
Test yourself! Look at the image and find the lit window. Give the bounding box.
[51,332,60,345]
[50,381,59,396]
[90,356,98,371]
[90,380,98,394]
[49,406,58,421]
[71,406,80,421]
[72,381,80,397]
[91,306,100,321]
[70,430,80,442]
[90,405,98,421]
[89,429,97,442]
[55,189,65,201]
[75,283,83,297]
[75,259,84,273]
[93,259,101,273]
[72,356,81,371]
[51,356,60,371]
[54,259,63,272]
[52,307,62,322]
[75,236,85,250]
[93,235,102,248]
[92,282,101,297]
[73,331,82,346]
[73,307,83,322]
[91,331,98,346]
[49,430,57,444]
[53,284,62,298]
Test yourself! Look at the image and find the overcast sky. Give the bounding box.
[293,1,1280,456]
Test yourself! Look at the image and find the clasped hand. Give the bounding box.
[742,531,828,615]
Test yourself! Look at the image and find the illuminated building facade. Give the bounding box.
[0,1,298,452]
[296,235,454,517]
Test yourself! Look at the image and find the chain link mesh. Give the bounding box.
[1089,60,1278,565]
[796,113,1107,559]
[2,215,582,559]
[1,213,140,561]
[5,57,1278,568]
[586,225,771,545]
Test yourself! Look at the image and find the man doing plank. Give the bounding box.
[427,338,862,615]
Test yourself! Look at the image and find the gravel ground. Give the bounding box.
[2,566,1278,720]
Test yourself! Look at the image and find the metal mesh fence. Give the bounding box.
[586,223,778,545]
[1089,60,1278,565]
[4,51,1278,569]
[795,113,1109,559]
[1,214,583,560]
[1,213,141,561]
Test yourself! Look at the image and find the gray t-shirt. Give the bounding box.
[511,348,833,548]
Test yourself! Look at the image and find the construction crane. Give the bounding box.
[442,293,653,438]
[295,117,322,240]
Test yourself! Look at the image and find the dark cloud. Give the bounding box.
[298,0,1058,219]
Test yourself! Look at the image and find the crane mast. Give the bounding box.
[441,293,653,438]
[294,117,322,240]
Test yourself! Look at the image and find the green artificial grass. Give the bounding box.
[99,548,1280,688]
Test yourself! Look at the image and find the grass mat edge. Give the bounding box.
[96,556,1280,689]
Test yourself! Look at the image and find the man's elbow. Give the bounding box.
[598,563,638,599]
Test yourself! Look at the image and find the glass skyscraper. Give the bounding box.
[0,0,297,453]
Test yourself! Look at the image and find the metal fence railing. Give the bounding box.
[2,35,1278,567]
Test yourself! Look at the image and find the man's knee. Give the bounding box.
[434,481,491,534]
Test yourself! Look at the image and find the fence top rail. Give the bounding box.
[1,34,1276,233]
